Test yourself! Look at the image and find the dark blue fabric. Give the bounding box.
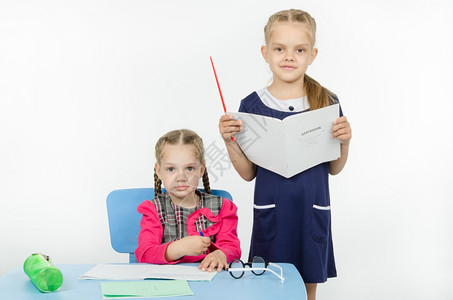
[239,91,340,283]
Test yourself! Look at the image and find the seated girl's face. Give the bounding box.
[155,143,205,207]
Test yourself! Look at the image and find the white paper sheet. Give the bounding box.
[79,264,217,282]
[230,104,340,178]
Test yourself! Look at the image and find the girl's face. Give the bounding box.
[155,143,205,207]
[261,22,318,88]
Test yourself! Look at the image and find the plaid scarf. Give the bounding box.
[151,190,223,243]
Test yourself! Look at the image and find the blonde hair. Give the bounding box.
[154,129,211,196]
[264,9,336,110]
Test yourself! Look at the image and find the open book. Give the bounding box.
[79,264,217,282]
[230,104,340,178]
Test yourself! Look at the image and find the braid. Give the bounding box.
[202,169,212,194]
[154,168,162,197]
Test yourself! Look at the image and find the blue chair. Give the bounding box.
[106,188,233,263]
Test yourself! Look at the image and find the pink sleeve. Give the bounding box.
[135,200,173,264]
[209,199,241,263]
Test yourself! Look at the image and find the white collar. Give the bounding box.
[257,88,309,112]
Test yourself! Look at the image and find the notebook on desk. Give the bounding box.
[101,280,193,299]
[79,264,217,282]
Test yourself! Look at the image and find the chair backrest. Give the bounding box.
[106,188,233,263]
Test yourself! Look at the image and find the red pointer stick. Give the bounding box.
[210,56,234,141]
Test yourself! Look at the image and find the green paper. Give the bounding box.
[101,280,193,299]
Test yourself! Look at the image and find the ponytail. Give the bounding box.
[305,74,336,110]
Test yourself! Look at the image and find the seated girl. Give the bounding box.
[135,129,241,272]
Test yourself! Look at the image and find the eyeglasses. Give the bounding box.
[228,256,285,284]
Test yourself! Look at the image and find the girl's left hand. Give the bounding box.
[332,116,352,145]
[198,250,228,272]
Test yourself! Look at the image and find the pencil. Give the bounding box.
[210,56,235,142]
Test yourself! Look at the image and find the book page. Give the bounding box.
[230,111,286,175]
[79,264,217,282]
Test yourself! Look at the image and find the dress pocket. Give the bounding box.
[310,204,331,244]
[253,204,277,242]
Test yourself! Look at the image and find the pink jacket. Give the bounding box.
[135,198,241,264]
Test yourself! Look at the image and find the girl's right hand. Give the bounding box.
[179,236,212,256]
[218,114,242,142]
[165,236,212,262]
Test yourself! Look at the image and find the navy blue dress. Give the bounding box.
[239,91,340,283]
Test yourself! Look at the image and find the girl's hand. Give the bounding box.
[332,116,352,145]
[165,236,211,261]
[219,114,242,142]
[198,250,228,272]
[180,236,212,256]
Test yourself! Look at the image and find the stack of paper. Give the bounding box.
[80,264,217,282]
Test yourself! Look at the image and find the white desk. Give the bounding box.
[0,263,306,299]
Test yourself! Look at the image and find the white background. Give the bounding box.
[1,0,452,299]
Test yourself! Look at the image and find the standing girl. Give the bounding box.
[218,9,352,299]
[135,129,241,272]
